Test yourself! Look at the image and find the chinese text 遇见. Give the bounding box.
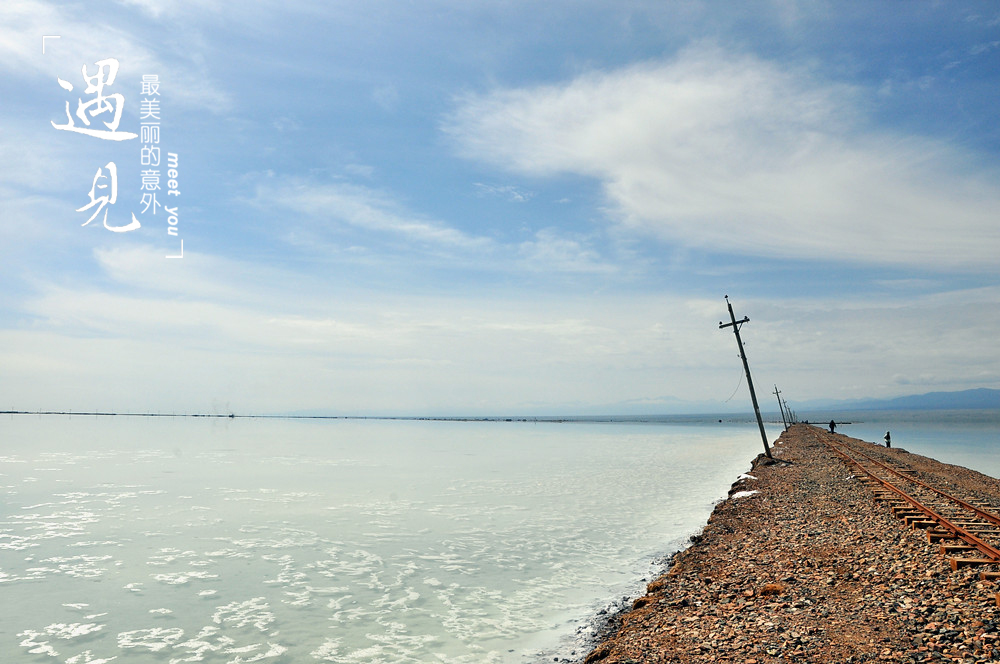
[53,57,140,232]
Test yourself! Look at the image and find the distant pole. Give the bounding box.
[782,397,795,425]
[719,296,772,459]
[773,385,788,431]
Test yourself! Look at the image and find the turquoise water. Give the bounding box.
[0,415,769,664]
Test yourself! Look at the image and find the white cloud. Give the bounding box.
[3,258,736,412]
[517,229,616,274]
[113,0,298,21]
[258,178,494,251]
[445,45,1000,270]
[5,251,1000,413]
[258,179,628,276]
[0,0,230,111]
[0,124,76,193]
[92,244,306,304]
[734,287,1000,400]
[473,182,532,202]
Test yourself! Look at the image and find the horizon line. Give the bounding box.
[2,409,787,422]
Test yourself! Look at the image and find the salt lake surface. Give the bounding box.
[805,409,1000,479]
[0,415,772,664]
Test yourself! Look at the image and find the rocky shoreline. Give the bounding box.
[580,424,1000,663]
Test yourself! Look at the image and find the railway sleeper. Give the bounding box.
[954,526,1000,535]
[950,558,1000,571]
[955,522,1000,530]
[940,545,977,555]
[927,530,960,543]
[895,513,924,523]
[893,507,922,516]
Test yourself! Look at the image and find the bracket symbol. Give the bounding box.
[42,35,60,54]
[166,239,184,259]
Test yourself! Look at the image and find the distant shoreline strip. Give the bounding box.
[0,410,785,424]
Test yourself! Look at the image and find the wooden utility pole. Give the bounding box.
[773,385,788,431]
[719,296,772,459]
[782,397,794,425]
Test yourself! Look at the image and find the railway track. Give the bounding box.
[816,429,1000,579]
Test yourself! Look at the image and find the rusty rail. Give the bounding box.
[832,440,1000,528]
[822,433,1000,566]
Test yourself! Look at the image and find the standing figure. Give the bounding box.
[829,420,836,433]
[884,431,891,448]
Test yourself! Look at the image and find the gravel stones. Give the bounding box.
[582,424,1000,663]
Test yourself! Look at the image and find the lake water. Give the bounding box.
[0,415,769,664]
[3,412,996,664]
[801,409,1000,479]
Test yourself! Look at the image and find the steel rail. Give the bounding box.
[829,438,1000,528]
[824,437,1000,563]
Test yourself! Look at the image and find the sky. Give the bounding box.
[2,0,999,416]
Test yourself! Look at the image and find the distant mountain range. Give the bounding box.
[792,388,1000,412]
[575,388,1000,416]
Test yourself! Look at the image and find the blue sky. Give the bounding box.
[2,1,999,415]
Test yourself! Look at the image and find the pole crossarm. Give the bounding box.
[719,316,749,330]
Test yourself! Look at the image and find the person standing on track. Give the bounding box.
[884,431,891,448]
[829,420,836,434]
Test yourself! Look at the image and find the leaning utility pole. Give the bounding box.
[773,385,788,431]
[719,296,772,459]
[782,397,795,425]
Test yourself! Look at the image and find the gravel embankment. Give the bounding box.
[582,423,1000,664]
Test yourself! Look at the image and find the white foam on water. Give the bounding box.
[148,548,199,565]
[17,631,59,657]
[117,627,185,652]
[152,570,219,585]
[0,416,781,664]
[204,548,254,559]
[42,554,114,578]
[168,625,237,662]
[66,650,118,664]
[212,598,276,632]
[64,650,117,664]
[43,622,106,639]
[17,623,108,660]
[310,637,341,660]
[0,533,37,551]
